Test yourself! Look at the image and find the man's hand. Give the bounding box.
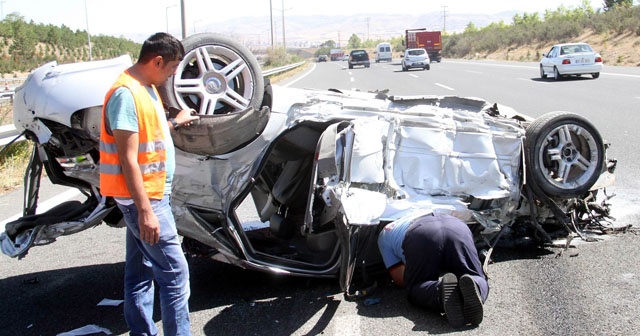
[173,108,200,128]
[138,208,160,245]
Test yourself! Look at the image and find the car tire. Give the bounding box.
[592,72,600,79]
[158,33,264,115]
[525,111,605,198]
[402,65,407,71]
[540,65,547,79]
[425,64,430,71]
[158,33,269,156]
[553,66,561,81]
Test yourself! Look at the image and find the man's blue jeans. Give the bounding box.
[118,196,191,336]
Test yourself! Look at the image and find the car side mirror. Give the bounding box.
[542,53,547,57]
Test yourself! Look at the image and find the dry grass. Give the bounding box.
[0,150,29,194]
[0,103,30,195]
[470,31,640,66]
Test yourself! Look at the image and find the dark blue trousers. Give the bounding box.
[401,214,489,310]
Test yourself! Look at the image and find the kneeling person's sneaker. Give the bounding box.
[440,273,464,328]
[459,274,483,325]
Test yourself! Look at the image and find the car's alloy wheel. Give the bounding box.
[158,33,264,115]
[157,33,268,156]
[525,111,605,198]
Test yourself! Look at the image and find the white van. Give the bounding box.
[375,43,393,63]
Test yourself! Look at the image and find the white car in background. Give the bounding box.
[402,48,430,71]
[540,42,603,80]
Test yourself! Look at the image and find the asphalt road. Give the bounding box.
[1,59,640,335]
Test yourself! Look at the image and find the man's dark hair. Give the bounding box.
[138,32,185,64]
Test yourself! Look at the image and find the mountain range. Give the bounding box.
[131,10,518,47]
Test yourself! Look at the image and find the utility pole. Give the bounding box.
[180,0,186,38]
[269,0,274,48]
[281,0,285,49]
[85,0,92,61]
[366,17,370,41]
[442,5,448,32]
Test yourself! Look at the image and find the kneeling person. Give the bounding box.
[377,213,489,328]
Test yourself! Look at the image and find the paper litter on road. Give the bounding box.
[97,298,124,306]
[56,324,112,335]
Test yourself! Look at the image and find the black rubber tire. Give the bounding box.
[553,66,561,81]
[158,33,264,115]
[540,65,547,79]
[592,72,600,79]
[525,111,605,198]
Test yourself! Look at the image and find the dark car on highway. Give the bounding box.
[348,49,370,69]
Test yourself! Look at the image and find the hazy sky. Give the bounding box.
[4,0,606,41]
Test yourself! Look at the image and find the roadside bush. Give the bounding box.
[443,4,639,58]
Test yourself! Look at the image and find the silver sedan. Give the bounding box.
[540,43,603,80]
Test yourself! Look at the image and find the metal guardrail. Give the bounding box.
[262,61,306,77]
[0,62,306,148]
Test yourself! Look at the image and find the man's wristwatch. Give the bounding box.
[168,118,179,130]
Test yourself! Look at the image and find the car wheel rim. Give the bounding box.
[537,124,600,191]
[174,45,256,115]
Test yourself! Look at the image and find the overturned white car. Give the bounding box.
[1,33,616,296]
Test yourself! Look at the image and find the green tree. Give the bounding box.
[347,34,361,49]
[602,0,633,11]
[319,40,337,49]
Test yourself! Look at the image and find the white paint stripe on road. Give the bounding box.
[409,74,419,78]
[0,188,81,231]
[435,83,455,91]
[466,70,482,74]
[283,63,316,88]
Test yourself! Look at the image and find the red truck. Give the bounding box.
[330,49,344,61]
[405,28,442,62]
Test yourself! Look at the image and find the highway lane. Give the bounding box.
[2,59,640,335]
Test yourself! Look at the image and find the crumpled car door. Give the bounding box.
[304,120,388,296]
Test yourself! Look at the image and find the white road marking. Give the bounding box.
[466,70,482,74]
[283,63,316,87]
[409,74,419,78]
[435,83,455,91]
[350,77,355,82]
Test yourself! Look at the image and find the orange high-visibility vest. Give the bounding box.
[99,70,167,199]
